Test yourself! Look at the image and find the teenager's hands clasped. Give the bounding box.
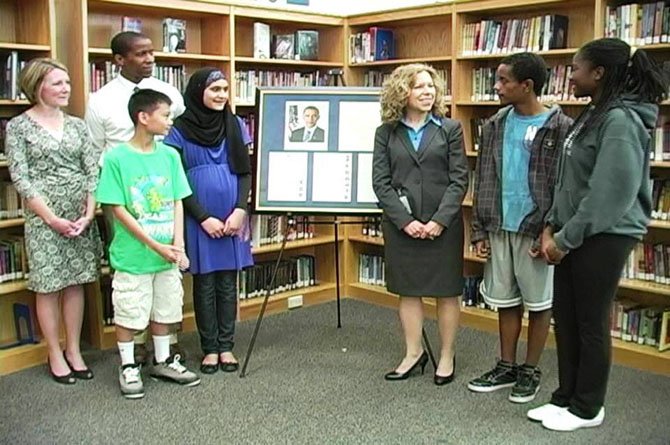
[540,226,567,264]
[403,220,444,240]
[201,217,226,238]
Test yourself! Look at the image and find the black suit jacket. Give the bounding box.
[372,118,469,228]
[289,126,325,142]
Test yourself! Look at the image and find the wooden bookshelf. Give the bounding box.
[0,0,56,376]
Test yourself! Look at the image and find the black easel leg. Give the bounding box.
[422,328,437,370]
[240,216,291,378]
[334,217,342,328]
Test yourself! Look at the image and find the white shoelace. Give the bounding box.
[122,366,140,383]
[168,355,186,374]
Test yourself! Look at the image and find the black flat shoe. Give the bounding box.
[384,351,429,381]
[200,362,219,374]
[47,357,75,385]
[220,361,239,373]
[63,352,94,380]
[434,355,456,386]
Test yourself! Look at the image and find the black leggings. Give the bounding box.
[550,234,637,419]
[192,270,238,355]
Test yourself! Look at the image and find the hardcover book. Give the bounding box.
[162,18,187,53]
[295,30,319,60]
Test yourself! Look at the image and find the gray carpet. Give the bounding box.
[1,299,668,445]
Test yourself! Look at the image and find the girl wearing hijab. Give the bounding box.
[164,67,253,374]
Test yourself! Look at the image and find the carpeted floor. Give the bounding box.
[1,299,668,444]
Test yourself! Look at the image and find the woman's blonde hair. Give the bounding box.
[19,58,68,105]
[379,63,448,123]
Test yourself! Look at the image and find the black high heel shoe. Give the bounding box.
[47,357,75,385]
[434,355,456,386]
[384,351,429,381]
[63,351,94,380]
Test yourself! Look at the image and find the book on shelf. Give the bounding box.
[0,52,27,100]
[461,15,568,56]
[605,2,670,45]
[0,118,9,160]
[162,18,187,53]
[239,255,315,300]
[470,65,584,103]
[359,253,385,286]
[610,300,670,351]
[0,182,23,219]
[0,236,28,283]
[660,310,670,351]
[650,121,670,162]
[250,214,314,247]
[234,69,332,103]
[295,30,319,60]
[89,63,184,93]
[361,216,382,238]
[350,27,396,63]
[121,16,142,33]
[272,34,295,60]
[253,22,271,59]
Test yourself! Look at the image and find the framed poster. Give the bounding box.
[253,87,382,214]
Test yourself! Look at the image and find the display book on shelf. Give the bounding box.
[341,0,669,376]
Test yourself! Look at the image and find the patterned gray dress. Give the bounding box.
[6,113,102,293]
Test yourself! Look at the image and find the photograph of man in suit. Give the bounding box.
[290,106,325,142]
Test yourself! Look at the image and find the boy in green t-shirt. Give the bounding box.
[97,89,200,399]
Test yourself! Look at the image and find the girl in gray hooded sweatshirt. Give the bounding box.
[529,38,668,432]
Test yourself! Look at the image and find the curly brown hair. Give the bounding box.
[379,63,448,123]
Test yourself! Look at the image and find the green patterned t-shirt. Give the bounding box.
[96,142,191,274]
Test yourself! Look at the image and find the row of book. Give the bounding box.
[240,255,316,300]
[0,182,22,219]
[0,118,8,160]
[0,52,26,101]
[0,236,27,283]
[239,113,255,148]
[359,253,385,286]
[650,124,670,162]
[470,65,586,103]
[349,27,395,63]
[100,255,318,325]
[361,216,382,238]
[611,300,670,351]
[604,2,670,46]
[249,214,314,247]
[234,70,332,103]
[253,23,319,61]
[622,242,670,284]
[89,62,186,93]
[651,179,670,221]
[363,68,451,97]
[461,15,569,56]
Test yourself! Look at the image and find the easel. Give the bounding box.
[239,84,437,377]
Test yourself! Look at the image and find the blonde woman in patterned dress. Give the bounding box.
[6,59,102,384]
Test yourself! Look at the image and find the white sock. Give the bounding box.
[153,335,171,363]
[118,341,135,366]
[169,332,178,345]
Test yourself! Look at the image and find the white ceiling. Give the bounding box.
[226,0,452,15]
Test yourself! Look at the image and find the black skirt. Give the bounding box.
[382,213,464,297]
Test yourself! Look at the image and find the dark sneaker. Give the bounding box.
[467,360,518,393]
[509,364,541,403]
[119,364,144,399]
[150,354,201,387]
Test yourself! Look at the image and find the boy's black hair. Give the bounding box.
[572,38,668,138]
[500,52,548,96]
[111,31,150,57]
[127,89,172,126]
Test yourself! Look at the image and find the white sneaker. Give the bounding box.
[527,403,568,422]
[542,407,605,432]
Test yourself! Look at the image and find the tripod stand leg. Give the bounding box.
[240,217,291,378]
[422,328,437,370]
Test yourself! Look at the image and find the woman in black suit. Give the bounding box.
[373,63,468,385]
